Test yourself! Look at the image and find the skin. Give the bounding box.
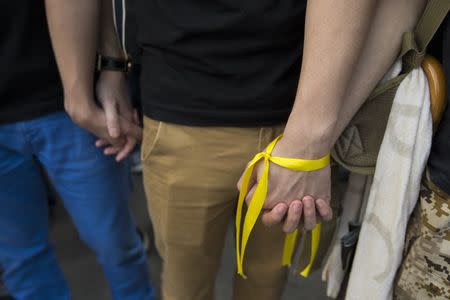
[45,0,140,161]
[46,0,426,232]
[244,0,427,233]
[239,0,378,232]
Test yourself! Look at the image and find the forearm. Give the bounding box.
[282,0,377,158]
[99,0,125,58]
[45,0,100,106]
[283,0,427,158]
[332,0,426,141]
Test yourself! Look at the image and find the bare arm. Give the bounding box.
[45,0,141,160]
[281,0,377,158]
[240,0,377,232]
[284,0,426,156]
[45,0,99,111]
[98,0,125,58]
[333,0,426,140]
[95,0,141,161]
[241,0,426,233]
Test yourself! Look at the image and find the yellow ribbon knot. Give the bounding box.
[236,135,330,278]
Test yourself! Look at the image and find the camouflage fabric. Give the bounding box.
[394,177,450,300]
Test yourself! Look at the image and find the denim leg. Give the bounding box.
[0,125,69,300]
[32,113,154,300]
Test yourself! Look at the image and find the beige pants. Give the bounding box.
[141,116,288,300]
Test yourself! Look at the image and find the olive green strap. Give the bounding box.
[400,1,449,71]
[414,0,450,53]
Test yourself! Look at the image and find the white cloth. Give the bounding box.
[322,61,401,298]
[322,173,369,298]
[345,64,433,299]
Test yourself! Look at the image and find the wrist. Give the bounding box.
[98,69,127,82]
[63,85,96,119]
[98,37,126,60]
[277,127,334,159]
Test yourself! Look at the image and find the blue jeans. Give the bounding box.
[0,112,154,300]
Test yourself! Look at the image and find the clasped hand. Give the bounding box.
[237,137,333,233]
[65,71,141,161]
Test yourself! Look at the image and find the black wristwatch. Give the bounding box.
[97,54,133,73]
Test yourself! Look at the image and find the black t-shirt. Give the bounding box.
[428,15,450,195]
[0,0,63,124]
[135,0,306,126]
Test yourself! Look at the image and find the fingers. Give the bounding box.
[102,99,121,138]
[237,164,258,191]
[103,145,122,156]
[133,109,140,126]
[282,200,303,233]
[237,175,244,191]
[120,115,143,141]
[95,139,109,148]
[316,198,333,221]
[115,136,137,162]
[302,195,317,230]
[118,99,134,122]
[261,203,288,227]
[96,138,125,159]
[244,185,256,206]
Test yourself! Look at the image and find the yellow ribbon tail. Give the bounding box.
[235,134,330,280]
[282,229,299,266]
[236,152,266,278]
[238,158,270,278]
[299,223,321,277]
[236,164,256,277]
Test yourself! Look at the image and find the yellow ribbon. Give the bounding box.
[236,135,330,278]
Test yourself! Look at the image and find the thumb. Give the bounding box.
[102,99,121,138]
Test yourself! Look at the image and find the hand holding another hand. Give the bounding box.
[64,71,142,161]
[237,136,333,233]
[95,71,142,161]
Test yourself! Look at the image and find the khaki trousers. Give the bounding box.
[141,116,288,300]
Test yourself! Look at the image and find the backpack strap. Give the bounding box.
[400,1,450,71]
[415,0,450,53]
